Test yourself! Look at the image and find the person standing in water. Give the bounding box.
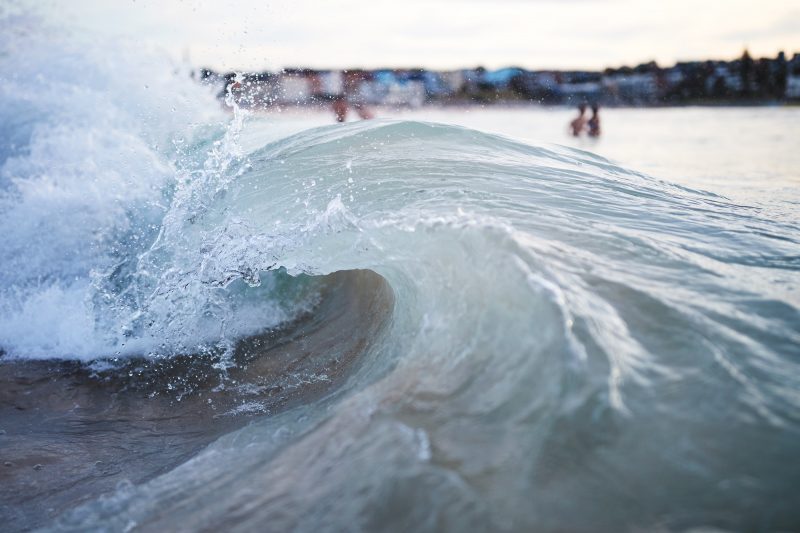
[587,104,601,137]
[332,70,374,122]
[570,103,587,136]
[332,95,349,122]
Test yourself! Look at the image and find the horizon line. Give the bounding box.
[194,49,799,75]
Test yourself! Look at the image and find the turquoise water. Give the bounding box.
[2,16,800,533]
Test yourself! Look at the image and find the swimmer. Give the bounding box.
[570,103,587,137]
[587,105,601,137]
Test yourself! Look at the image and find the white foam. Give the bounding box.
[0,15,299,361]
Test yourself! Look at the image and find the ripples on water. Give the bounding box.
[1,14,799,533]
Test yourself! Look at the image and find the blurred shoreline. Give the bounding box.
[198,49,800,111]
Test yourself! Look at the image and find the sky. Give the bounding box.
[48,0,800,71]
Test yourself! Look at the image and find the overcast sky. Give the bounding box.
[50,0,800,71]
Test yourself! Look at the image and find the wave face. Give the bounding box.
[3,17,800,533]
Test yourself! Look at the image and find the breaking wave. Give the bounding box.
[2,14,800,533]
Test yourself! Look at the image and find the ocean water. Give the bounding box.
[2,17,800,533]
[251,105,800,213]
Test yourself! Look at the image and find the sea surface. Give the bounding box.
[1,16,800,533]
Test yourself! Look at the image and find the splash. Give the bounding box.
[0,17,310,360]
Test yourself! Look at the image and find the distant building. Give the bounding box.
[241,72,280,107]
[482,68,524,90]
[306,70,344,97]
[421,71,450,98]
[383,80,426,107]
[278,72,313,104]
[461,68,487,94]
[703,63,742,96]
[557,81,601,103]
[356,80,384,105]
[601,62,660,104]
[662,66,685,86]
[787,54,800,99]
[511,71,560,103]
[557,71,603,103]
[787,75,800,99]
[440,70,466,94]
